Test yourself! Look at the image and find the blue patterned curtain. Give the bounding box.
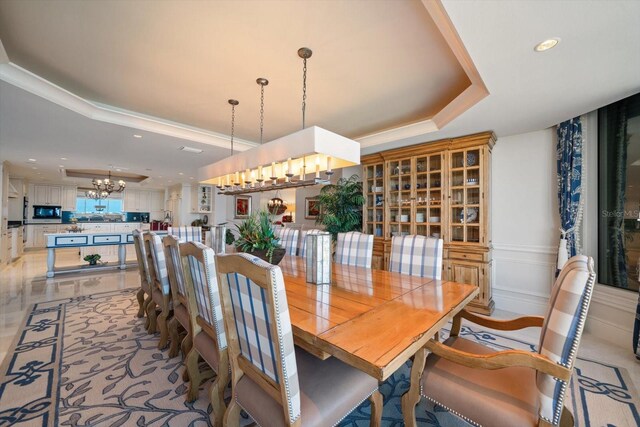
[556,117,583,267]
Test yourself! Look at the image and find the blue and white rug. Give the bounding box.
[0,289,638,426]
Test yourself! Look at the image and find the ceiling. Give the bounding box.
[0,0,639,185]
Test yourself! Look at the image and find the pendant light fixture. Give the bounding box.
[219,99,239,191]
[200,47,360,195]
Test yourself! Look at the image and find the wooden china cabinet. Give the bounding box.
[362,131,495,314]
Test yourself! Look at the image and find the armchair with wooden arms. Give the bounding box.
[402,255,596,427]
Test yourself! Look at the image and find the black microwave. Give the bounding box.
[33,205,62,219]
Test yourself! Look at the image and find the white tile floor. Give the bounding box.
[1,249,638,396]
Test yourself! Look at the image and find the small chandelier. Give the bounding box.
[268,197,287,215]
[85,189,108,212]
[92,171,125,196]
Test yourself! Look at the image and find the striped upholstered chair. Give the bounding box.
[402,255,596,427]
[162,235,192,359]
[216,253,382,426]
[143,232,172,349]
[168,226,202,243]
[335,231,374,268]
[181,241,229,425]
[298,228,323,257]
[276,227,299,256]
[132,229,151,320]
[388,235,443,279]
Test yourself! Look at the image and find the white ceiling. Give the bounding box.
[1,0,639,185]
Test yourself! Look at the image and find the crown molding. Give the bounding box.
[0,62,257,151]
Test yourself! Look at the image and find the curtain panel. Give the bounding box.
[556,117,584,268]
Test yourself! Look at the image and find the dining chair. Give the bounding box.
[180,241,229,425]
[132,229,151,320]
[276,227,299,256]
[168,226,202,243]
[335,231,374,268]
[162,235,192,359]
[143,232,172,348]
[388,235,443,279]
[216,253,382,427]
[298,228,323,257]
[401,255,596,427]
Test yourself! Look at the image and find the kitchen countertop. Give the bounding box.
[25,221,149,225]
[8,221,23,229]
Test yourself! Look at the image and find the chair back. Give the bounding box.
[298,228,323,257]
[163,235,188,307]
[132,229,150,291]
[335,231,374,268]
[168,226,202,243]
[388,235,443,279]
[180,241,227,350]
[536,255,595,425]
[143,232,170,295]
[276,227,299,256]
[217,253,301,425]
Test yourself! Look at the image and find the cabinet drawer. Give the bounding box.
[54,236,89,246]
[93,235,122,244]
[448,251,484,262]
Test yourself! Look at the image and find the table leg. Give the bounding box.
[46,248,55,278]
[401,347,427,427]
[118,244,126,269]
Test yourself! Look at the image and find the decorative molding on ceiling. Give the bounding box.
[0,62,257,151]
[355,0,489,149]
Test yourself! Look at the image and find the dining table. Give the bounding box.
[277,256,479,382]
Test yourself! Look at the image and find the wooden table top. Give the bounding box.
[278,256,479,381]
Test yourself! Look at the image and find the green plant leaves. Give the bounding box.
[316,174,364,240]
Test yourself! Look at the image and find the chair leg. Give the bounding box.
[401,347,428,427]
[181,331,193,382]
[146,300,158,334]
[369,390,383,427]
[210,369,229,426]
[186,348,203,402]
[157,309,170,350]
[168,317,180,357]
[143,294,153,330]
[560,406,574,427]
[136,288,146,318]
[223,400,241,427]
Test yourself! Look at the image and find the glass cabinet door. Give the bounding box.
[449,148,482,243]
[364,163,384,238]
[387,158,412,238]
[415,153,443,239]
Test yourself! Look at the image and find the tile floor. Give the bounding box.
[1,249,639,395]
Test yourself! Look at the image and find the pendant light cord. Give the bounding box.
[260,83,265,144]
[231,103,235,156]
[302,56,307,129]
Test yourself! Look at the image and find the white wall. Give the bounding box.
[491,128,560,314]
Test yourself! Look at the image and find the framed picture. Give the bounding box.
[305,197,321,219]
[234,196,252,218]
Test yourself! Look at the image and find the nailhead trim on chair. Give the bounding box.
[332,388,378,427]
[421,393,482,427]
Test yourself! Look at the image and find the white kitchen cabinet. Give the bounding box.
[124,189,163,213]
[29,224,61,248]
[6,229,13,264]
[191,185,213,213]
[62,186,77,211]
[33,184,62,205]
[124,190,138,212]
[138,191,151,212]
[151,191,164,212]
[10,227,23,260]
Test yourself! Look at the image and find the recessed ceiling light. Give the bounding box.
[133,134,143,138]
[59,165,64,168]
[168,180,173,183]
[189,177,194,180]
[115,168,121,172]
[60,157,68,160]
[178,172,184,175]
[179,146,203,154]
[534,38,560,52]
[28,158,36,162]
[158,176,163,178]
[32,166,38,170]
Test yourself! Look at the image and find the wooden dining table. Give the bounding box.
[277,256,479,382]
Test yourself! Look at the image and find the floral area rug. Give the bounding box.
[0,289,638,426]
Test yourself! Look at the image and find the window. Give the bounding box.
[75,197,123,214]
[598,92,640,291]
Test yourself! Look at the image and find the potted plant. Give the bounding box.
[316,174,365,240]
[83,254,102,266]
[234,210,286,264]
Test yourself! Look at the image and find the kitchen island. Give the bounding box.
[44,230,167,278]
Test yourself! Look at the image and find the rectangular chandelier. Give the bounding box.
[198,126,361,195]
